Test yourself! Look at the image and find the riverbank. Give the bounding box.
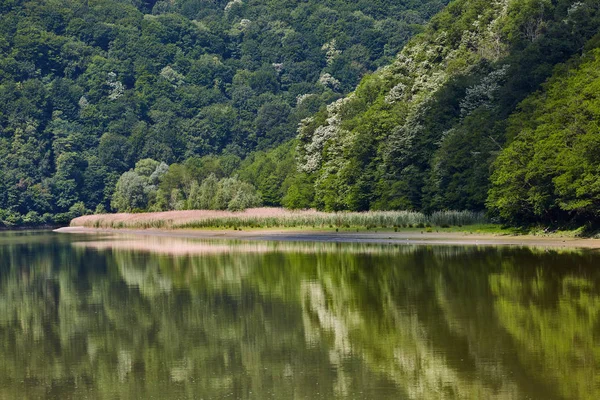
[63,209,600,249]
[0,224,62,231]
[69,208,487,230]
[56,226,600,249]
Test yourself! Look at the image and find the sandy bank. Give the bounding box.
[55,226,600,249]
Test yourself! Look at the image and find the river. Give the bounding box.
[0,230,598,399]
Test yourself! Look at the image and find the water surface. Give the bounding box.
[0,231,598,399]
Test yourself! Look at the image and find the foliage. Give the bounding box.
[294,0,600,220]
[5,0,600,227]
[0,0,447,225]
[213,176,263,211]
[111,159,167,212]
[488,48,600,225]
[111,158,262,212]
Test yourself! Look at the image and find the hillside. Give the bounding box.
[0,0,447,225]
[489,46,600,225]
[4,0,600,228]
[290,0,600,224]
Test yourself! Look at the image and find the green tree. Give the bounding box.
[111,171,148,212]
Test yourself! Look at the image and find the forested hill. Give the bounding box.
[5,0,600,229]
[290,0,600,225]
[0,0,447,225]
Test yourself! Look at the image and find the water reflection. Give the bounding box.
[0,232,598,399]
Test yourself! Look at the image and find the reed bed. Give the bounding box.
[71,208,488,230]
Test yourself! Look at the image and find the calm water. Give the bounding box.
[0,231,599,400]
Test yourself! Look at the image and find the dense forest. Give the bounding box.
[292,0,600,225]
[0,0,447,224]
[3,0,600,227]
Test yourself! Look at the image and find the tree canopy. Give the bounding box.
[0,0,447,225]
[291,0,600,225]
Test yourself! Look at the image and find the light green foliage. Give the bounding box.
[68,201,90,218]
[187,180,203,211]
[111,159,167,212]
[214,177,262,211]
[227,186,262,212]
[197,174,220,210]
[489,48,600,224]
[237,140,302,207]
[111,171,149,212]
[184,174,263,212]
[134,159,161,178]
[282,174,315,210]
[113,163,262,213]
[186,173,218,210]
[22,211,42,225]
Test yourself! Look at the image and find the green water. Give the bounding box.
[0,231,599,400]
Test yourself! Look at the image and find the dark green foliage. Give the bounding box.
[236,140,312,208]
[0,0,446,225]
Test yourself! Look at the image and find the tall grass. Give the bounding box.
[73,209,488,230]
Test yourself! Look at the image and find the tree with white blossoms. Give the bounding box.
[318,73,341,91]
[322,40,341,66]
[225,0,242,12]
[296,95,354,174]
[78,96,89,109]
[296,93,316,106]
[295,0,515,211]
[272,63,284,73]
[385,82,407,104]
[106,72,124,100]
[460,65,510,117]
[239,19,251,30]
[160,66,185,87]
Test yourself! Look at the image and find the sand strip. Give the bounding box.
[55,227,600,249]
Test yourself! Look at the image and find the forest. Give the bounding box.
[0,0,447,225]
[293,0,600,225]
[2,0,600,228]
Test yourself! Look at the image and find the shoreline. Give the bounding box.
[55,226,600,249]
[1,224,63,231]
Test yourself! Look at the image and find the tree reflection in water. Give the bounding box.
[0,231,598,399]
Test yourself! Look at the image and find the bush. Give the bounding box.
[228,188,262,211]
[186,175,262,212]
[69,202,90,219]
[23,211,42,225]
[53,213,72,225]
